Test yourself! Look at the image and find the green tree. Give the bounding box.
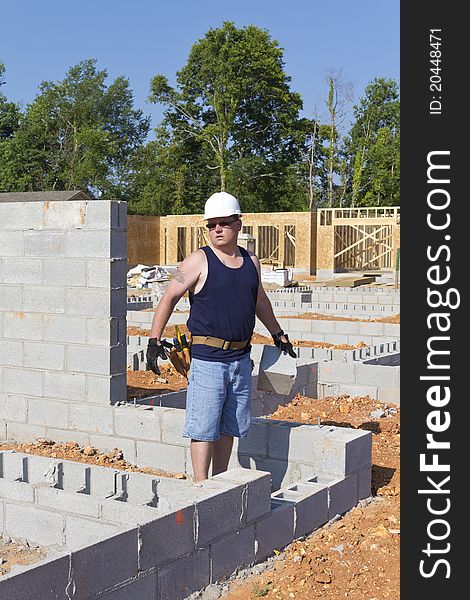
[0,62,21,140]
[346,78,400,206]
[0,59,149,196]
[143,21,306,213]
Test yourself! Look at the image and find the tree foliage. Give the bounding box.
[0,59,149,196]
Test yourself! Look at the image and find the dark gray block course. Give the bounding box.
[158,548,210,600]
[210,525,256,582]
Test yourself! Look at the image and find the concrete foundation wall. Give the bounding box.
[0,200,128,409]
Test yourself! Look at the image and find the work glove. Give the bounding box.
[272,330,297,358]
[146,338,172,375]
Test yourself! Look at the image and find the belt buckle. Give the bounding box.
[222,340,231,350]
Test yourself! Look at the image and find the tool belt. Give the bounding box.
[189,335,251,351]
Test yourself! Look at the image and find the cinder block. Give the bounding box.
[0,553,70,600]
[86,373,126,405]
[66,344,112,375]
[82,200,112,229]
[85,317,119,346]
[111,287,127,317]
[334,321,360,335]
[114,406,160,442]
[66,229,112,258]
[24,341,65,370]
[70,529,139,598]
[96,571,158,600]
[355,363,399,387]
[87,258,127,289]
[272,482,328,537]
[358,467,372,500]
[161,408,188,447]
[377,386,400,405]
[237,419,268,457]
[0,230,23,257]
[65,287,111,317]
[45,428,90,447]
[0,479,35,503]
[23,286,66,314]
[44,371,86,402]
[0,285,23,311]
[69,403,113,435]
[24,231,66,256]
[3,366,43,396]
[139,505,195,569]
[111,230,127,259]
[338,384,378,398]
[2,257,43,284]
[4,312,42,341]
[0,340,23,367]
[64,514,123,551]
[23,454,61,485]
[211,525,255,581]
[255,499,295,562]
[27,397,69,428]
[0,394,27,422]
[36,486,100,518]
[212,468,272,522]
[42,200,85,229]
[257,345,297,395]
[4,502,64,546]
[313,473,359,519]
[158,548,210,600]
[43,257,87,286]
[136,440,186,474]
[359,322,385,336]
[318,362,355,384]
[2,202,43,230]
[42,314,87,343]
[100,498,158,526]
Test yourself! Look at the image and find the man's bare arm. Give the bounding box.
[149,250,204,340]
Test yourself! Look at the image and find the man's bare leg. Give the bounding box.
[191,440,213,482]
[212,434,234,476]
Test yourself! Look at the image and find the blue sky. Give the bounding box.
[1,0,399,137]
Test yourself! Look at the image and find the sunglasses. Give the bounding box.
[205,217,239,230]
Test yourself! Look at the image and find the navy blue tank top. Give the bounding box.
[187,245,259,362]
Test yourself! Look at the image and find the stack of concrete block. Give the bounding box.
[0,200,128,444]
[126,295,153,310]
[1,428,371,599]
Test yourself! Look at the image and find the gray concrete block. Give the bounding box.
[71,529,139,598]
[87,257,128,288]
[0,285,23,311]
[44,371,86,402]
[0,450,24,480]
[65,514,123,551]
[36,486,100,518]
[87,373,126,405]
[255,500,295,562]
[45,428,90,447]
[136,440,186,474]
[0,394,27,422]
[257,345,297,395]
[377,386,400,405]
[358,467,372,500]
[43,257,87,287]
[65,287,111,317]
[96,570,158,600]
[111,287,127,317]
[24,341,65,370]
[3,312,42,341]
[114,406,161,442]
[42,314,87,343]
[211,525,255,582]
[0,339,23,368]
[42,200,85,229]
[318,362,355,384]
[161,408,188,447]
[66,229,113,258]
[272,482,328,537]
[0,478,35,503]
[139,505,195,569]
[237,419,268,457]
[314,473,359,519]
[2,257,43,285]
[338,384,378,398]
[85,317,119,346]
[0,553,71,600]
[355,363,399,387]
[24,231,66,256]
[2,201,44,230]
[66,344,112,376]
[111,230,127,259]
[27,397,69,429]
[0,230,23,256]
[100,498,160,526]
[6,421,47,444]
[69,403,113,435]
[23,285,65,314]
[212,468,272,523]
[4,502,64,546]
[158,548,210,600]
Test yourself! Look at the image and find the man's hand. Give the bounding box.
[146,339,172,375]
[272,330,296,358]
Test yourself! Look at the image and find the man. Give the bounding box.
[146,191,296,482]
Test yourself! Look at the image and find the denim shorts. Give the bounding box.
[183,355,253,442]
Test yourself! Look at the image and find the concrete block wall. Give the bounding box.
[0,453,371,599]
[0,201,127,415]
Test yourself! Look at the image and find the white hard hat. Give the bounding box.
[204,191,241,220]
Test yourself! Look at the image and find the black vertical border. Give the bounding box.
[401,3,463,597]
